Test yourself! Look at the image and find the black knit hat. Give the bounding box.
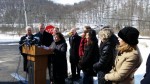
[118,26,139,45]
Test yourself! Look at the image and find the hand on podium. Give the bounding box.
[48,48,54,52]
[41,46,54,54]
[42,46,50,50]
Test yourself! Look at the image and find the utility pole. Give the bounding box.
[23,0,28,26]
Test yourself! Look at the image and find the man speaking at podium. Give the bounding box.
[34,23,54,83]
[34,23,53,47]
[19,26,34,73]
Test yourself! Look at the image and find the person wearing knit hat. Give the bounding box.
[118,26,139,46]
[103,26,142,84]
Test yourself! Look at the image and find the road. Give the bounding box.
[0,43,83,84]
[0,44,24,84]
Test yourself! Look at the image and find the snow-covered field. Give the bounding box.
[0,33,150,84]
[0,34,20,43]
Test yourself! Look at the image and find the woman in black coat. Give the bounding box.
[79,29,99,84]
[141,53,150,84]
[93,28,119,84]
[49,32,68,84]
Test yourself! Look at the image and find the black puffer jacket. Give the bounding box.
[93,34,119,73]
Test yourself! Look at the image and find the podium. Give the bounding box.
[22,45,53,84]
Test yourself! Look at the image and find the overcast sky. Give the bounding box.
[50,0,85,5]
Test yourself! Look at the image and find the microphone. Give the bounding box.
[31,37,40,45]
[19,41,27,47]
[19,38,28,47]
[26,36,32,40]
[22,39,27,43]
[24,36,32,46]
[19,36,34,47]
[32,37,40,42]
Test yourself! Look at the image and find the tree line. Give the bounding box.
[0,0,150,36]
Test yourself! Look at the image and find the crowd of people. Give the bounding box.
[19,23,150,84]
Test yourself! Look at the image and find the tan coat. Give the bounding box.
[105,48,142,84]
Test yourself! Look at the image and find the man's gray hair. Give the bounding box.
[25,26,32,31]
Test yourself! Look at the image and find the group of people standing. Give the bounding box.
[19,23,144,84]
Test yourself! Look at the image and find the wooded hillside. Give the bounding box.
[0,0,150,35]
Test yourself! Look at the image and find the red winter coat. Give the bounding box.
[79,36,87,58]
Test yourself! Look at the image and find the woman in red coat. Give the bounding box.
[79,26,91,58]
[79,29,99,84]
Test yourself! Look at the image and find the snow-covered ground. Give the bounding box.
[0,32,150,84]
[0,34,20,43]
